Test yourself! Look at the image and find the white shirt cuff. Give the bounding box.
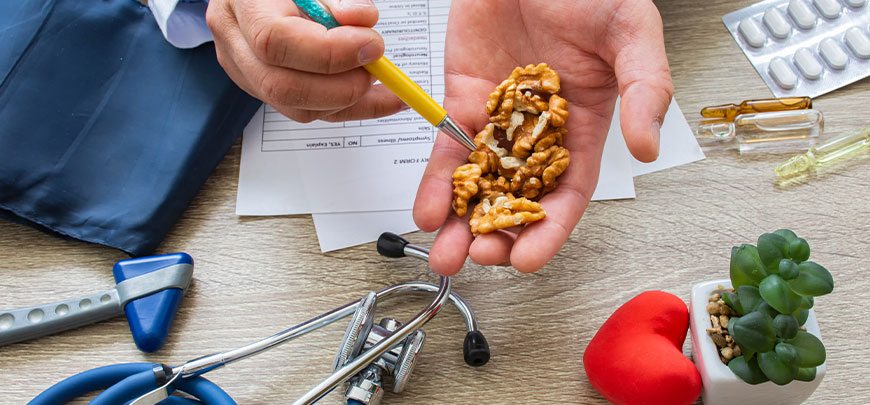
[149,0,213,49]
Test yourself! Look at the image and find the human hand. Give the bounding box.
[413,0,674,275]
[206,0,406,122]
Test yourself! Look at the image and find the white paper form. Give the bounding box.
[237,0,450,215]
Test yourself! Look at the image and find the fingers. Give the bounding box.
[413,78,494,233]
[234,0,384,73]
[412,126,477,232]
[321,0,380,27]
[509,184,590,272]
[467,230,515,266]
[316,85,407,122]
[603,1,674,163]
[208,0,396,121]
[428,215,474,276]
[278,84,407,123]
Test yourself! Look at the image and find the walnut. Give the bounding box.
[514,63,560,94]
[472,195,546,234]
[477,174,510,200]
[512,111,552,159]
[505,111,525,141]
[452,63,570,234]
[486,64,561,128]
[485,78,518,129]
[468,194,506,234]
[498,156,526,179]
[534,127,566,152]
[528,145,570,187]
[451,163,481,217]
[467,124,506,173]
[548,94,569,128]
[514,89,549,115]
[510,165,543,199]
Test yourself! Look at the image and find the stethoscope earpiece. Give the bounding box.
[463,330,491,367]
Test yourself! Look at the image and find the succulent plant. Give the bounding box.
[723,229,834,385]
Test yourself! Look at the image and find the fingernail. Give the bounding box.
[340,0,375,10]
[358,41,381,65]
[651,118,662,152]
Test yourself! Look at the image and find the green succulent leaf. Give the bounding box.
[732,244,768,287]
[779,259,800,280]
[757,302,779,319]
[722,292,744,316]
[743,347,756,361]
[789,331,826,368]
[759,274,802,314]
[731,312,776,353]
[789,262,834,297]
[728,355,770,385]
[795,367,817,382]
[730,246,754,289]
[758,233,789,271]
[773,229,798,243]
[793,309,810,326]
[798,296,814,310]
[773,314,799,339]
[788,238,811,262]
[736,286,763,314]
[758,351,798,385]
[775,342,800,366]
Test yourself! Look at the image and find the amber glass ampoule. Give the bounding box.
[700,97,812,122]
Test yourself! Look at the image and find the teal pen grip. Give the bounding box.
[294,0,341,28]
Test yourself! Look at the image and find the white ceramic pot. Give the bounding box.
[689,279,826,405]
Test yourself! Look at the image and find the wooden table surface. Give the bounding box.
[2,0,868,403]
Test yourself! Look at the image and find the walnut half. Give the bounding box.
[470,194,546,234]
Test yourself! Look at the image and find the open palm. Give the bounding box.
[413,0,674,275]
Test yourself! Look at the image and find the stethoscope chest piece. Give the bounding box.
[334,291,377,371]
[337,294,429,404]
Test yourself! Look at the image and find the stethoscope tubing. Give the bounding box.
[32,240,479,404]
[29,362,232,404]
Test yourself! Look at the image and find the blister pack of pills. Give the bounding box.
[723,0,870,98]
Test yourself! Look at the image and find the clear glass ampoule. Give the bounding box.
[696,109,822,153]
[701,97,812,122]
[775,127,870,179]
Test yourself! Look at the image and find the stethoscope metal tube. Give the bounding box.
[124,233,485,405]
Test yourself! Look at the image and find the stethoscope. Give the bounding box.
[31,233,490,404]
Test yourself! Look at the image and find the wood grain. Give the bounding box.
[2,0,868,403]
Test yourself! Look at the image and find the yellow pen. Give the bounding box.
[292,0,477,151]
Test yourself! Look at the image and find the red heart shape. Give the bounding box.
[583,291,701,404]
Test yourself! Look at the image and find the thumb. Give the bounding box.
[605,2,674,163]
[320,0,380,27]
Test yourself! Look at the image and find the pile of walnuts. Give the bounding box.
[451,63,570,234]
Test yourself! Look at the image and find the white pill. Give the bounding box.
[794,48,824,79]
[788,0,817,29]
[844,27,870,59]
[739,17,767,48]
[764,8,792,39]
[768,57,798,89]
[844,0,865,7]
[813,0,841,18]
[819,38,849,69]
